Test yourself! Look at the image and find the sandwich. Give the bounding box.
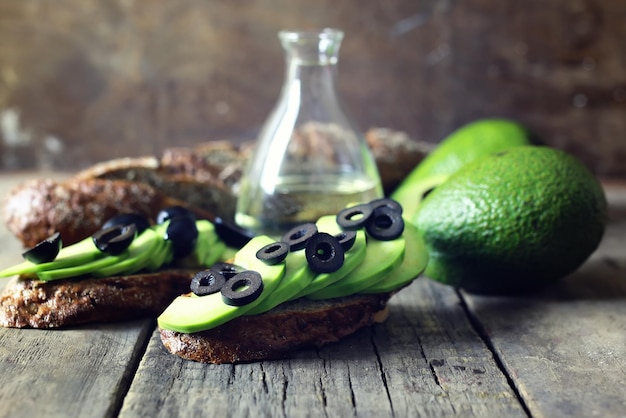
[157,200,428,363]
[0,196,427,363]
[0,129,429,362]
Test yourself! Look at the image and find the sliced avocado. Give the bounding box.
[157,235,286,333]
[142,224,173,271]
[145,239,173,272]
[289,215,366,300]
[245,247,316,315]
[175,220,221,269]
[37,226,161,281]
[360,220,428,293]
[36,251,126,282]
[219,245,239,263]
[203,240,227,267]
[0,236,103,278]
[93,227,163,277]
[307,228,406,300]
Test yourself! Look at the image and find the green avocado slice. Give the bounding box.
[37,226,161,281]
[307,229,406,300]
[245,247,316,315]
[36,251,127,282]
[219,245,239,263]
[0,236,103,278]
[289,215,367,300]
[203,240,227,267]
[144,227,173,272]
[157,235,286,334]
[175,220,221,269]
[360,220,428,293]
[93,227,163,277]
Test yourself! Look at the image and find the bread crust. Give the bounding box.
[159,293,391,364]
[3,131,428,248]
[2,178,193,248]
[0,270,196,328]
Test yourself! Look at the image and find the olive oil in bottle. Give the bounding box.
[237,173,381,237]
[235,29,383,237]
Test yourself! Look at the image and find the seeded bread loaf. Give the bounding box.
[159,292,392,364]
[0,270,197,328]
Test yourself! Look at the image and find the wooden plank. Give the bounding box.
[0,320,153,418]
[463,185,626,418]
[0,173,152,418]
[120,279,525,417]
[1,1,625,177]
[377,282,527,417]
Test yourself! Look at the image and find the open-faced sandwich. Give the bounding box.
[0,206,245,328]
[0,197,427,363]
[157,199,428,363]
[0,130,430,362]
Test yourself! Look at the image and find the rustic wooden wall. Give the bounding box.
[0,0,624,177]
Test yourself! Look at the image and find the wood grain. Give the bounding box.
[463,186,626,418]
[0,320,153,418]
[1,174,625,417]
[119,279,525,417]
[0,0,624,177]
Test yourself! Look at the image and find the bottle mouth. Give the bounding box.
[278,28,344,43]
[278,28,344,65]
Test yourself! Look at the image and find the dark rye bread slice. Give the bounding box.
[73,141,246,223]
[0,270,196,328]
[159,292,392,364]
[2,141,247,248]
[2,178,213,248]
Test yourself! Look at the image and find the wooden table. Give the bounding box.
[0,174,624,418]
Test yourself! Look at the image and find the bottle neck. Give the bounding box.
[277,29,344,112]
[284,61,339,105]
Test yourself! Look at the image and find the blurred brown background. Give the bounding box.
[0,0,624,177]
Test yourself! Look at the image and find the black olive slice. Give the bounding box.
[92,224,137,255]
[221,270,264,306]
[213,217,255,248]
[336,203,373,230]
[281,223,318,251]
[210,262,245,280]
[305,232,345,274]
[22,232,62,264]
[365,206,405,241]
[256,241,289,265]
[164,216,199,259]
[369,198,403,215]
[157,206,196,225]
[334,230,357,252]
[102,213,151,235]
[190,269,226,296]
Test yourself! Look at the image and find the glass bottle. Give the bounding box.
[236,28,383,237]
